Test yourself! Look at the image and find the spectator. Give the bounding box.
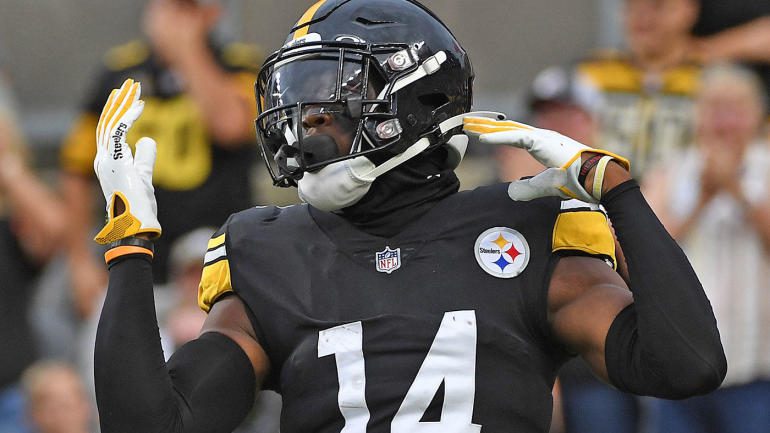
[0,69,66,433]
[690,0,770,102]
[499,65,639,433]
[21,362,93,433]
[59,0,262,318]
[576,0,701,178]
[644,63,770,433]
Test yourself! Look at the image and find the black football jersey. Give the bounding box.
[199,183,616,433]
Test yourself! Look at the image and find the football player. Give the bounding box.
[92,1,726,433]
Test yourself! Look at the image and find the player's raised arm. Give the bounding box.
[465,118,727,399]
[92,79,268,433]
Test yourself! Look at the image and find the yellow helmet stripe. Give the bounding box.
[293,0,327,40]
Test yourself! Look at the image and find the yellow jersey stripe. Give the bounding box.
[207,233,226,250]
[198,259,233,312]
[552,211,616,268]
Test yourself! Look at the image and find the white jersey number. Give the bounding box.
[318,310,481,433]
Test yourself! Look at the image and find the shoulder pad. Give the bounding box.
[103,40,150,71]
[552,200,616,269]
[221,42,264,70]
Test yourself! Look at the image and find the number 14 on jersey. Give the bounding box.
[318,310,482,433]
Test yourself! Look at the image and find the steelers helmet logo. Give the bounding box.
[474,227,530,279]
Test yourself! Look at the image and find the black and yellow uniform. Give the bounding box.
[61,39,260,281]
[199,183,616,433]
[576,51,701,178]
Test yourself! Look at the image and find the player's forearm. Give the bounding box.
[600,179,727,398]
[0,157,66,261]
[696,17,770,63]
[95,256,257,433]
[174,47,253,146]
[94,255,183,431]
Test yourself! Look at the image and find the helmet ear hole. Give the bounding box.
[417,93,450,112]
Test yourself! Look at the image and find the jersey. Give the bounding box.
[60,39,261,281]
[576,51,701,178]
[198,184,617,433]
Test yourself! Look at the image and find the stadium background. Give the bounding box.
[1,1,769,433]
[0,0,622,155]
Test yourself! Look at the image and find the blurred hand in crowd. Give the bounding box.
[645,64,770,243]
[688,16,770,64]
[143,0,222,67]
[695,63,765,205]
[0,99,65,264]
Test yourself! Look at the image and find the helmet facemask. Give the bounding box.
[256,41,415,187]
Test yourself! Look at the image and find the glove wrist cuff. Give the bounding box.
[105,236,155,265]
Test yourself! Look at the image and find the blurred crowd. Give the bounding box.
[1,0,769,432]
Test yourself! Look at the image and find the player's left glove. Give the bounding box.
[93,78,161,244]
[463,116,630,203]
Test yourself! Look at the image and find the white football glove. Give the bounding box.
[93,78,161,244]
[463,116,630,203]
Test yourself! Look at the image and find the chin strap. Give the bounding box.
[359,111,506,181]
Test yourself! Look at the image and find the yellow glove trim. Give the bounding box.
[558,186,581,200]
[96,79,139,146]
[94,191,161,244]
[463,116,533,130]
[559,148,631,172]
[463,117,533,135]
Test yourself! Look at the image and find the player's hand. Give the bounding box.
[93,79,161,244]
[464,116,630,203]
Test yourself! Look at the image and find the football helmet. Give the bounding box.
[255,0,475,188]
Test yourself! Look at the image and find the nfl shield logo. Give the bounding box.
[376,246,401,274]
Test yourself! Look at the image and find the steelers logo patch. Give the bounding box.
[474,227,530,279]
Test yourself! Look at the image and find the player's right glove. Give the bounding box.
[464,116,630,203]
[93,79,161,244]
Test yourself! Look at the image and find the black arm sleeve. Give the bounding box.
[94,256,256,433]
[601,180,727,399]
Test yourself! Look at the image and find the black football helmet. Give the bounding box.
[256,0,474,187]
